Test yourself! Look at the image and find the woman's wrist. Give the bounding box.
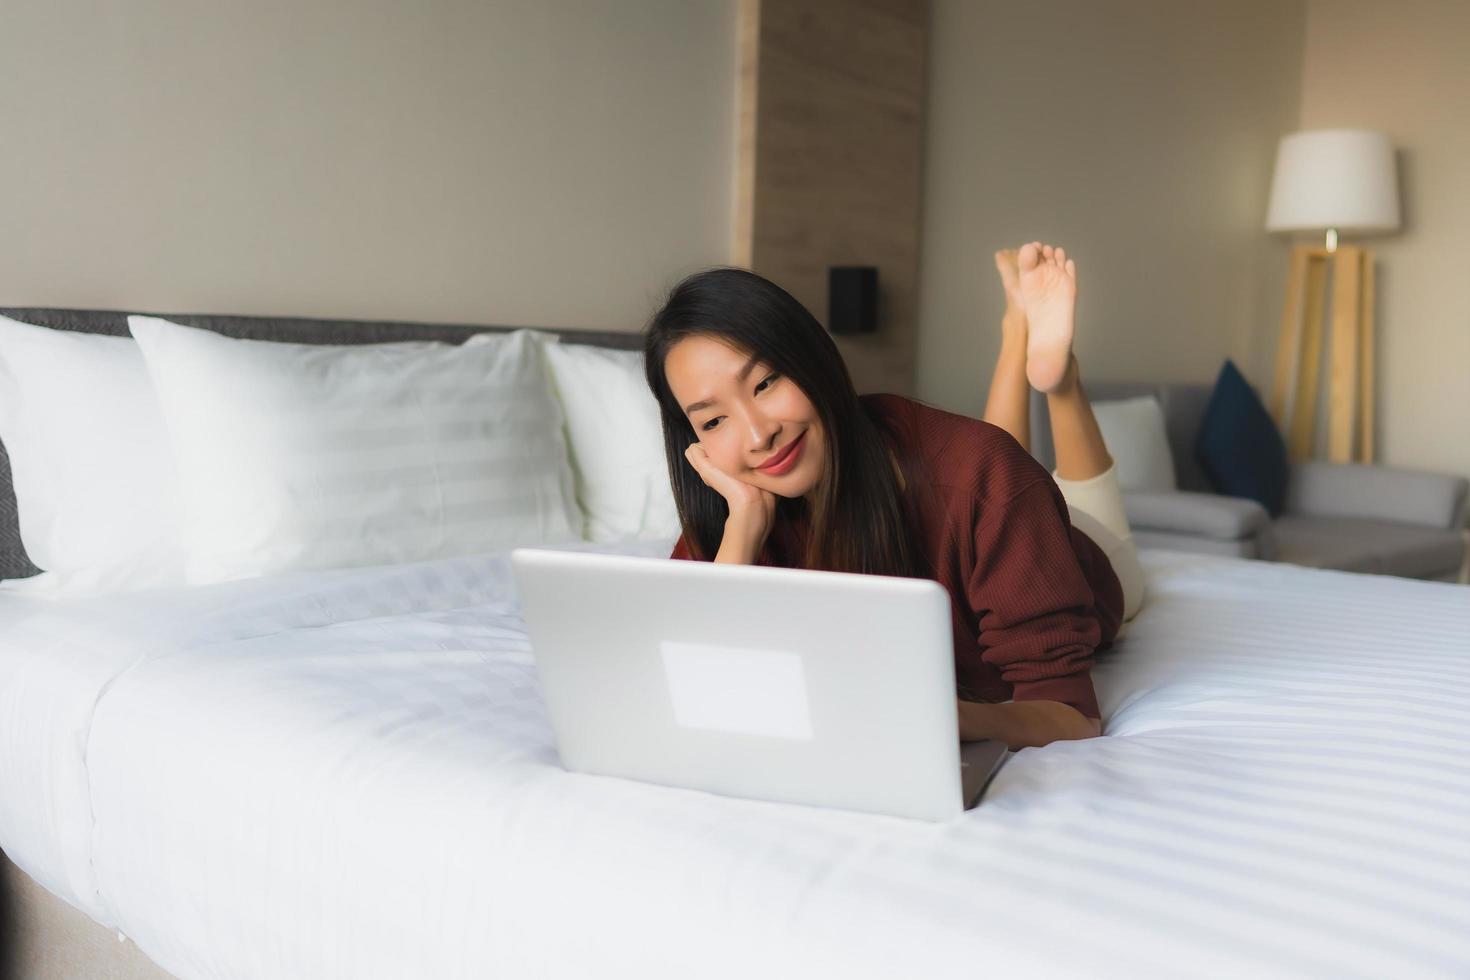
[956,699,991,742]
[714,512,768,564]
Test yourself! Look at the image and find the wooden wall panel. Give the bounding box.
[735,0,929,396]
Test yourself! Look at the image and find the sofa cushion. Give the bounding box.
[1125,489,1269,541]
[1286,460,1470,530]
[1134,529,1264,560]
[1092,396,1177,491]
[1272,515,1466,579]
[1195,360,1289,516]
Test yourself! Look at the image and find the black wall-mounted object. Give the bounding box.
[828,266,878,335]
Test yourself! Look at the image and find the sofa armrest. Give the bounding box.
[1285,461,1470,530]
[1123,490,1271,541]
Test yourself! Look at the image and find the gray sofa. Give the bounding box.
[1028,382,1470,581]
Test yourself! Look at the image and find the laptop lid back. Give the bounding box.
[512,548,965,821]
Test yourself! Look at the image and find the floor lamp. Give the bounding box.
[1265,129,1400,464]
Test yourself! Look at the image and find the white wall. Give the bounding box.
[0,0,738,331]
[1295,0,1470,482]
[917,0,1305,417]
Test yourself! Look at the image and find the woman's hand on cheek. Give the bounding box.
[684,443,777,538]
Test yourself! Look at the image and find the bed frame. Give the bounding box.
[2,849,178,980]
[0,307,644,980]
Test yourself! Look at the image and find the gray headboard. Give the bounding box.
[0,307,645,581]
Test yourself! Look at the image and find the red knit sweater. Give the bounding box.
[669,392,1122,720]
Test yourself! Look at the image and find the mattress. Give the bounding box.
[0,539,646,924]
[2,542,1468,979]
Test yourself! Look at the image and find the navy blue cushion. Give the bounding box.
[1195,360,1289,516]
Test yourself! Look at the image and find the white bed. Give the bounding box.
[3,537,1468,979]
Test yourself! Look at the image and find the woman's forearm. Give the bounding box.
[957,698,1101,750]
[713,515,766,564]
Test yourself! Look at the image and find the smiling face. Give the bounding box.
[663,334,826,499]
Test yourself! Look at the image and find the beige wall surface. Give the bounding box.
[917,0,1304,417]
[1296,0,1470,482]
[0,0,737,331]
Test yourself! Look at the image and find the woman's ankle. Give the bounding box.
[1042,354,1081,398]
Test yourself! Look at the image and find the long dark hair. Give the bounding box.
[643,267,929,579]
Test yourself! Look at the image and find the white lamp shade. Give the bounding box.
[1265,129,1401,234]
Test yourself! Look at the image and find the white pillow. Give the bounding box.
[1091,395,1178,492]
[129,316,582,584]
[0,314,186,593]
[533,340,680,542]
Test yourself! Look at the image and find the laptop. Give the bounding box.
[510,547,1009,822]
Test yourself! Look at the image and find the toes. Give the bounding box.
[1018,242,1040,270]
[1065,258,1076,277]
[1042,244,1054,262]
[1055,247,1067,267]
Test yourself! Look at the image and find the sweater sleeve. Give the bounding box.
[966,479,1103,720]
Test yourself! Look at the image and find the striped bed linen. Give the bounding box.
[0,542,1466,978]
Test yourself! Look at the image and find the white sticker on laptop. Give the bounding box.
[659,640,814,740]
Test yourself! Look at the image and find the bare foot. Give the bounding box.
[1017,241,1077,393]
[993,249,1025,322]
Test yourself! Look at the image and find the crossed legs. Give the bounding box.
[984,242,1144,622]
[985,243,1110,478]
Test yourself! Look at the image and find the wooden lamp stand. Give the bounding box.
[1268,240,1376,464]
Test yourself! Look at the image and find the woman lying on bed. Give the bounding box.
[645,243,1145,751]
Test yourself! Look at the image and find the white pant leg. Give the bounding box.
[1053,463,1145,623]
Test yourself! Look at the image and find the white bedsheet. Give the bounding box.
[3,542,1468,978]
[0,539,649,923]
